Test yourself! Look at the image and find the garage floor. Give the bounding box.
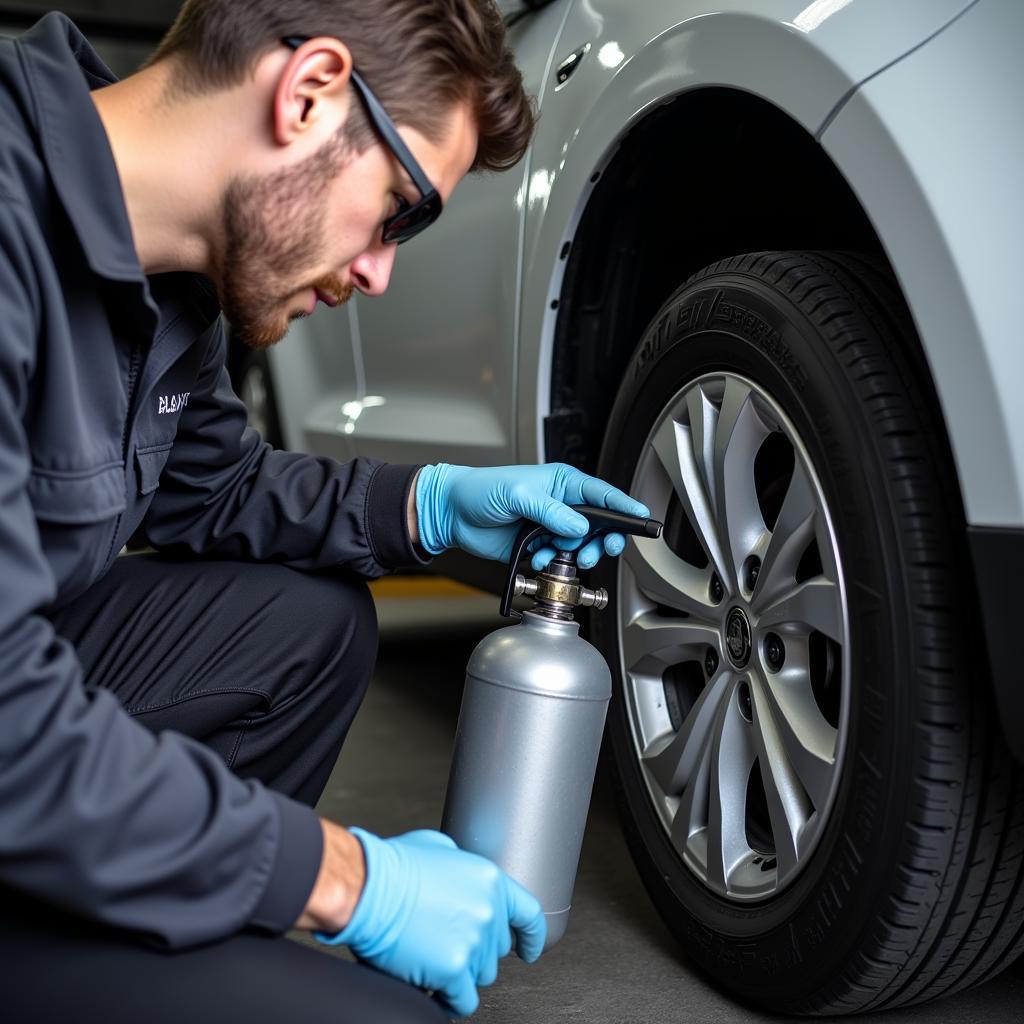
[300,581,1024,1023]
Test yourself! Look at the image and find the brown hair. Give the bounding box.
[147,0,536,172]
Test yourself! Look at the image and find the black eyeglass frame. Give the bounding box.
[282,35,443,244]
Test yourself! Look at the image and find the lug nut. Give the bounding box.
[764,632,785,672]
[704,647,719,678]
[737,679,753,722]
[709,573,724,604]
[743,556,761,593]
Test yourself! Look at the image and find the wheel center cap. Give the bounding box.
[725,607,752,668]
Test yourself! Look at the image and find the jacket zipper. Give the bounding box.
[121,341,141,457]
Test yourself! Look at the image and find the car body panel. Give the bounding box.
[820,0,1024,525]
[267,303,363,457]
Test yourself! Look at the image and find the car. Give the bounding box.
[229,0,1024,1014]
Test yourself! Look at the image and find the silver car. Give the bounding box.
[242,0,1024,1014]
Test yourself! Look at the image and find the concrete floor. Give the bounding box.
[303,587,1024,1023]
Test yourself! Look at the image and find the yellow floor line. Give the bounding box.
[369,575,486,599]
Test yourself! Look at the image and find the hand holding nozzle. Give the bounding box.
[413,463,651,568]
[501,505,663,618]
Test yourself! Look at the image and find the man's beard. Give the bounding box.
[218,131,354,350]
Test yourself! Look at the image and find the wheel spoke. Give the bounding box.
[710,378,771,585]
[814,505,841,583]
[642,669,732,796]
[622,612,720,675]
[705,681,757,892]
[753,665,837,810]
[670,727,711,852]
[622,536,717,620]
[757,577,843,642]
[649,405,731,587]
[684,384,716,491]
[749,671,814,879]
[751,461,817,611]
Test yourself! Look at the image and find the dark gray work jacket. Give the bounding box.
[0,13,422,947]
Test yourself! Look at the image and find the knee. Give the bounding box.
[282,571,378,686]
[331,574,379,680]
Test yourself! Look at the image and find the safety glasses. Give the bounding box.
[283,36,443,244]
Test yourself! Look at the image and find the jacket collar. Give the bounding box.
[15,12,146,284]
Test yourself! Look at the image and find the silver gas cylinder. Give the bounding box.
[441,505,662,949]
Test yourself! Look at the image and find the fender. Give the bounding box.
[820,0,1023,527]
[516,0,978,462]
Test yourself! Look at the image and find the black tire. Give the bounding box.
[590,251,1024,1014]
[230,346,284,449]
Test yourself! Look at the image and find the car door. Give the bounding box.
[340,0,572,468]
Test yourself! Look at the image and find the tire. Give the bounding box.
[231,347,284,449]
[589,251,1024,1014]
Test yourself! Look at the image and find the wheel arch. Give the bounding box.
[539,86,890,475]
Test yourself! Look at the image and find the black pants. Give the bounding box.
[1,554,448,1024]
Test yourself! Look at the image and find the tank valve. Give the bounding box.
[499,505,662,619]
[513,557,608,619]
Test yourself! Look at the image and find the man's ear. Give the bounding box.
[272,37,353,146]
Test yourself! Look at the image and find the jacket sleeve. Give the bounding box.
[0,197,323,948]
[142,317,427,577]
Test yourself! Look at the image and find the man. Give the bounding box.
[0,3,647,1021]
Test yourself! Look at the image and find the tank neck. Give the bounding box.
[522,609,581,636]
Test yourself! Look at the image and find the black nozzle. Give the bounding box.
[567,505,663,540]
[499,504,663,618]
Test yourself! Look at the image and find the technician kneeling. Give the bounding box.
[0,2,649,1021]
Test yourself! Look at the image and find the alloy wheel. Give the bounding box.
[617,372,850,901]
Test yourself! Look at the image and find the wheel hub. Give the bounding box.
[724,607,752,668]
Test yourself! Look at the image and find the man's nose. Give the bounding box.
[350,243,397,297]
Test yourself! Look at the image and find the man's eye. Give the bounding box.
[390,193,410,217]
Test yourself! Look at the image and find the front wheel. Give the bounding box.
[591,252,1024,1014]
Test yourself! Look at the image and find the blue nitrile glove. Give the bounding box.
[315,828,546,1018]
[415,463,650,570]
